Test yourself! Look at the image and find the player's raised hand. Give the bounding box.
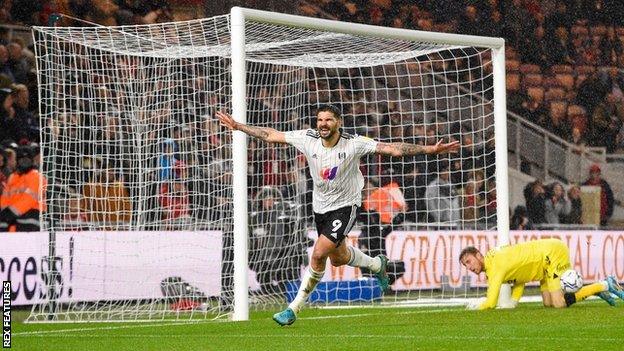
[431,139,460,154]
[216,111,238,131]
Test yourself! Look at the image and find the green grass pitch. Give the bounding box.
[12,301,623,350]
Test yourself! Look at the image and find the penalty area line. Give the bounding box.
[302,307,457,321]
[19,333,622,343]
[13,320,216,336]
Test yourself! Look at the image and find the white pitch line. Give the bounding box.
[14,307,454,337]
[13,320,215,336]
[301,307,456,320]
[17,333,622,343]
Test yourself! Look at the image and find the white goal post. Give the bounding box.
[228,7,509,321]
[28,7,510,323]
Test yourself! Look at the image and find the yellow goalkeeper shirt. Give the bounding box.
[479,238,568,310]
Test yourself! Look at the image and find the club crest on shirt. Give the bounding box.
[338,152,346,159]
[320,166,338,180]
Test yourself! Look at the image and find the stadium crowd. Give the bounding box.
[0,0,622,232]
[302,0,624,153]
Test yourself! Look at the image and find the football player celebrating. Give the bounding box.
[218,105,459,325]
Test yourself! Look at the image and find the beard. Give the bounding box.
[318,127,337,140]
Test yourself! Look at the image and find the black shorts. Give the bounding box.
[314,205,359,245]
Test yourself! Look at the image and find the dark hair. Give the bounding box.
[459,246,480,264]
[316,104,341,119]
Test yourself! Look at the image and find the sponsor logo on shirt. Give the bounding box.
[320,166,338,181]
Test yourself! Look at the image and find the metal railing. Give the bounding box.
[1,24,33,46]
[506,112,624,210]
[429,66,624,217]
[506,112,607,182]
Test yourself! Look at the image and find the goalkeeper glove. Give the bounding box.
[465,297,486,310]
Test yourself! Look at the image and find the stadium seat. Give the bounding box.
[506,73,521,91]
[506,47,519,60]
[519,64,541,74]
[542,76,560,88]
[575,75,588,88]
[527,87,545,103]
[549,100,568,119]
[506,59,520,72]
[555,74,575,90]
[575,65,596,75]
[567,104,585,116]
[551,65,573,74]
[545,88,566,101]
[523,73,543,87]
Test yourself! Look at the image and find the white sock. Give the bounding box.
[347,246,381,273]
[288,266,324,314]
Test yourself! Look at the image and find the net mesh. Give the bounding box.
[29,14,498,322]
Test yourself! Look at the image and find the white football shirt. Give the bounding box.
[284,129,378,214]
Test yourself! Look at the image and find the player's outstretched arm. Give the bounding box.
[217,111,286,144]
[375,139,460,157]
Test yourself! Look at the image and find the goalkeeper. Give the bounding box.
[459,238,624,310]
[218,105,459,326]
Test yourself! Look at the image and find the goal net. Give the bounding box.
[28,8,507,322]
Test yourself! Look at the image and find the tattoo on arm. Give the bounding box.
[377,142,427,156]
[393,143,427,156]
[237,124,272,141]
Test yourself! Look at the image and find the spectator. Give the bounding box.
[0,145,45,231]
[600,67,624,102]
[546,26,575,65]
[589,93,624,152]
[524,180,547,224]
[457,5,482,36]
[485,179,497,219]
[6,42,29,84]
[249,186,302,295]
[0,2,12,25]
[0,46,14,82]
[0,85,19,142]
[543,182,571,224]
[0,150,6,194]
[425,163,460,225]
[159,138,179,182]
[12,84,37,142]
[520,25,549,68]
[401,163,427,223]
[569,126,587,147]
[544,2,573,33]
[360,174,407,285]
[501,0,534,46]
[582,164,614,226]
[63,190,89,231]
[2,147,15,179]
[510,205,533,230]
[565,184,583,224]
[600,27,623,66]
[461,173,485,222]
[361,170,407,256]
[159,161,191,229]
[10,0,42,24]
[521,96,549,126]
